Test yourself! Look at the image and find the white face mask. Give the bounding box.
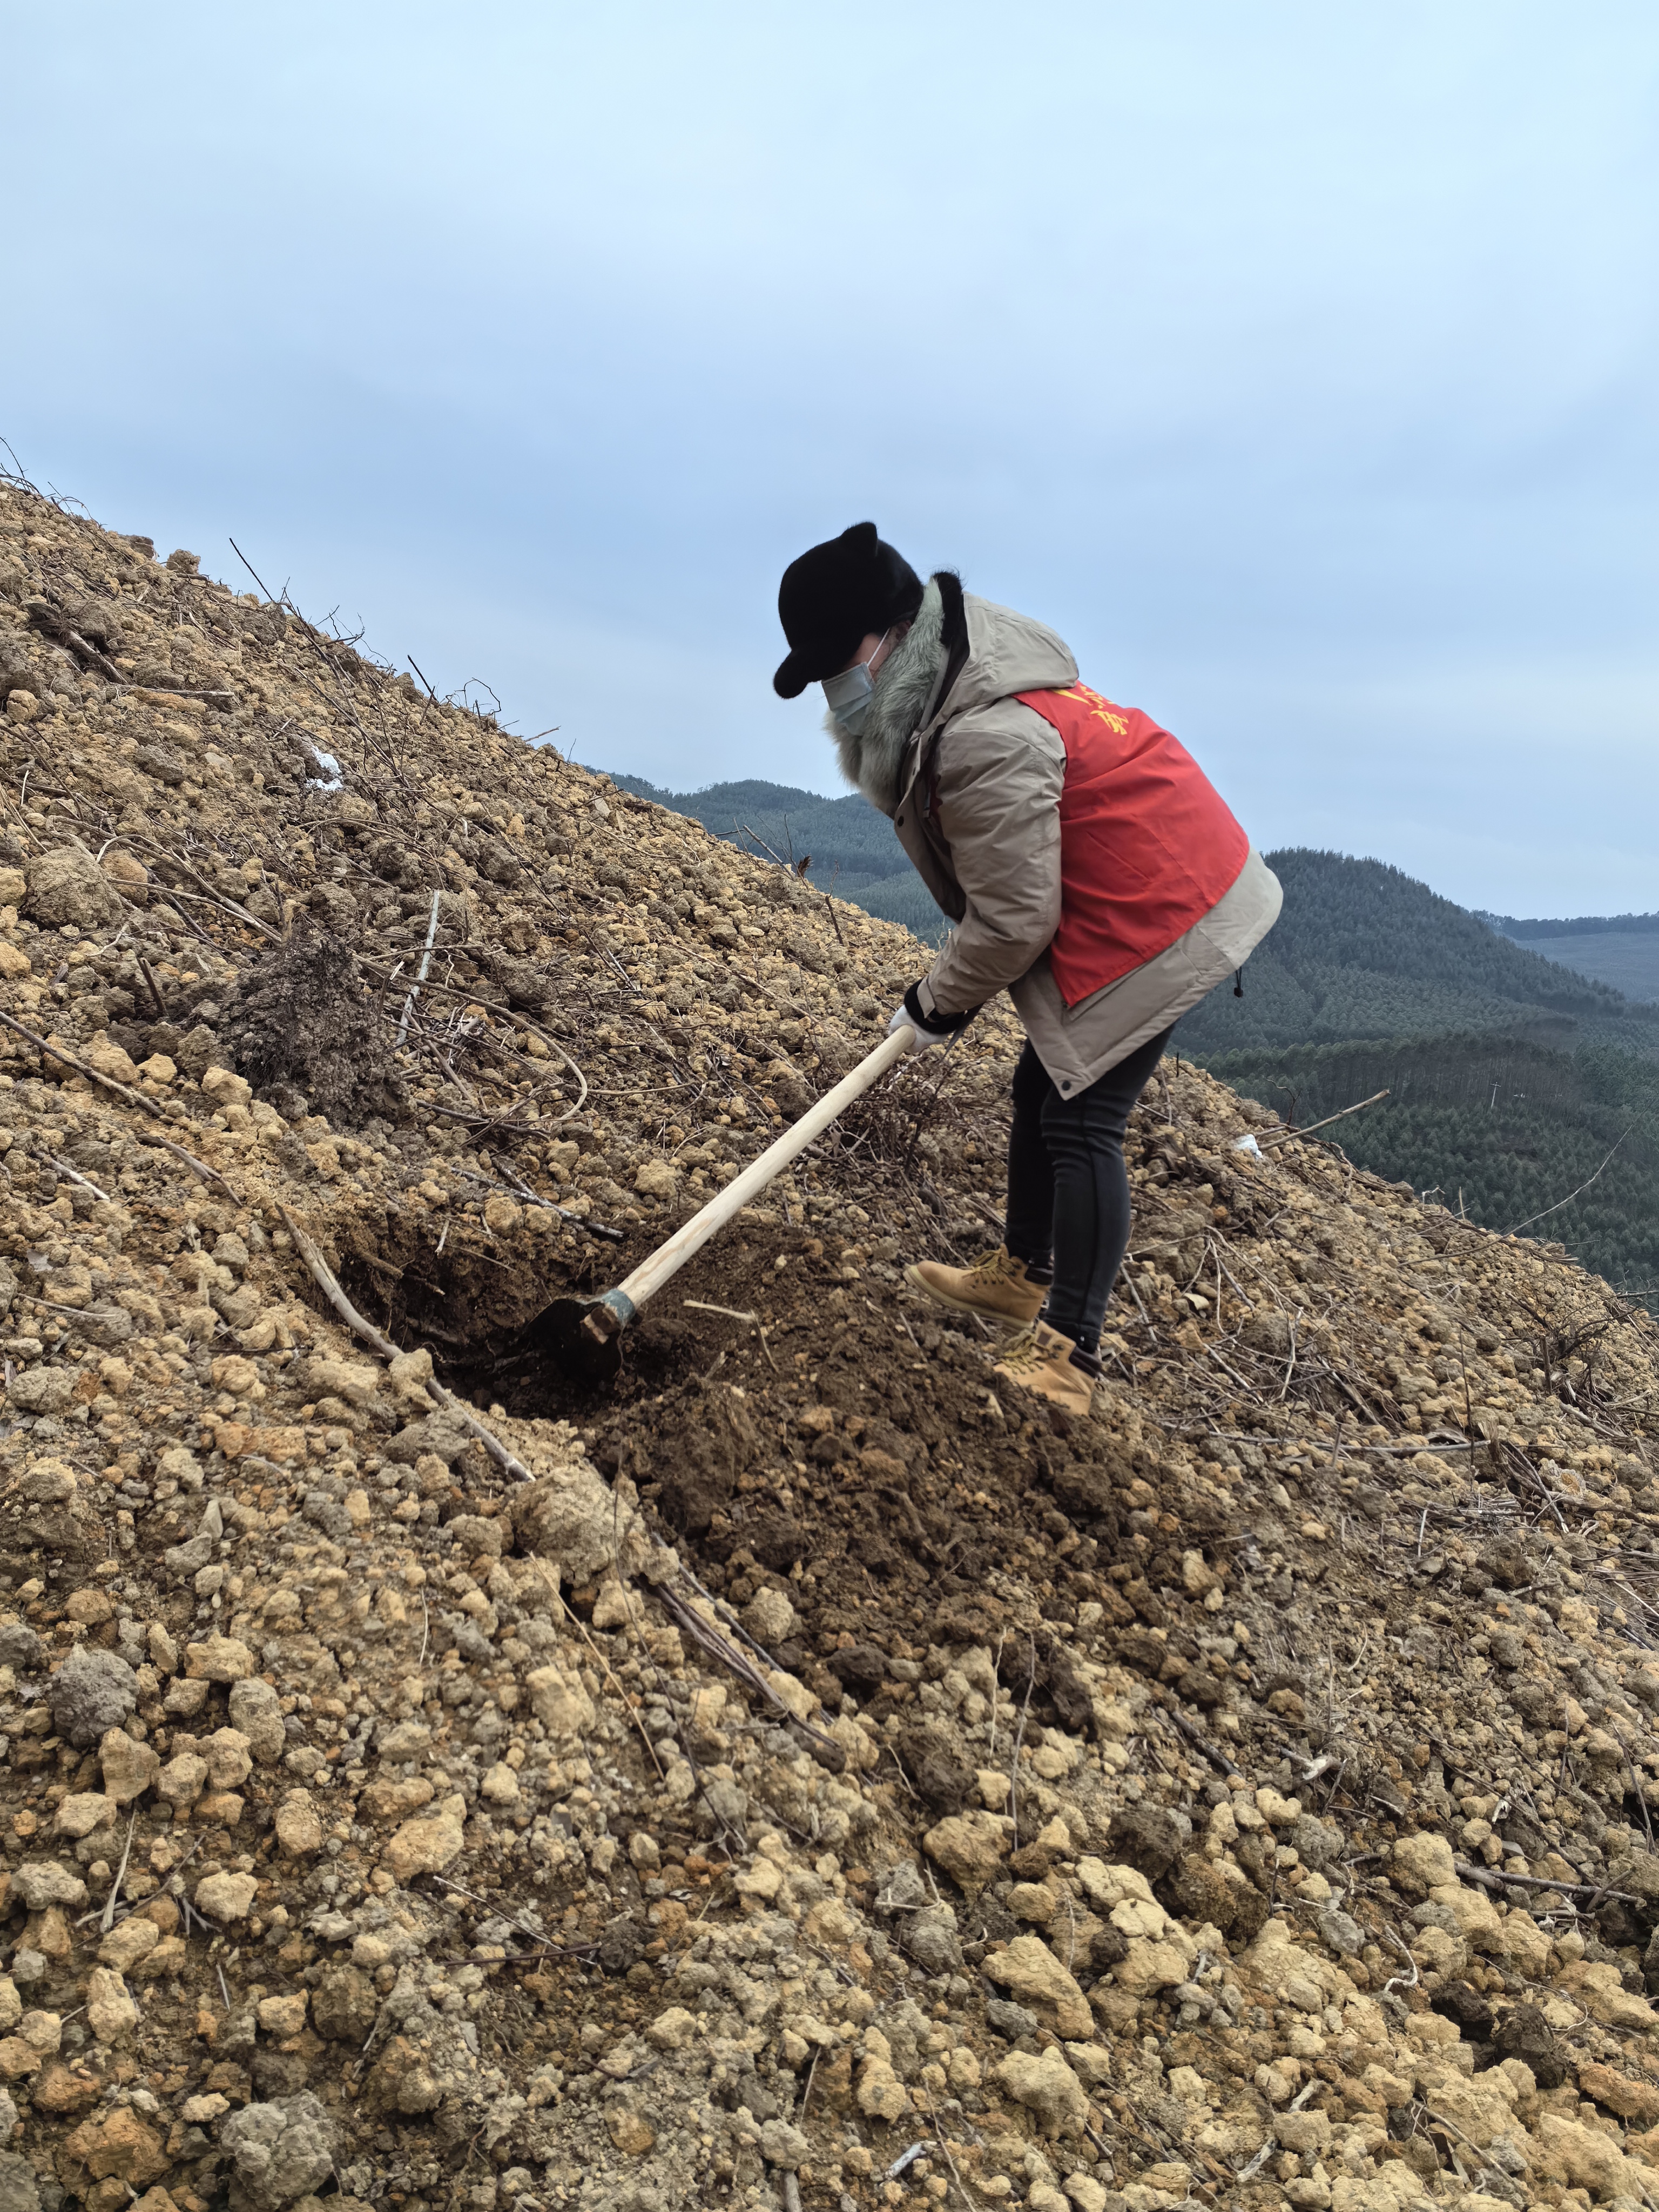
[821,629,891,737]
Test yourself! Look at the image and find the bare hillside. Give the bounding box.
[4,478,1659,2212]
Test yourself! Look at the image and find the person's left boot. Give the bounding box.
[993,1321,1102,1417]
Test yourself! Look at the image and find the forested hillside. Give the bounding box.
[612,773,949,939]
[1483,908,1659,1003]
[1180,857,1659,1304]
[1177,848,1653,1053]
[1491,908,1659,938]
[1204,1033,1659,1299]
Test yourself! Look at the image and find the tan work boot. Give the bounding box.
[993,1320,1101,1418]
[905,1244,1047,1327]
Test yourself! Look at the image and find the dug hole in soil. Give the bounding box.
[342,1211,1119,1756]
[9,474,1659,2212]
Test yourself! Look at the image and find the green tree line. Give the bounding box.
[1201,1034,1659,1301]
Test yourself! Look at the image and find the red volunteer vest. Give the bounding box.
[1014,683,1249,1007]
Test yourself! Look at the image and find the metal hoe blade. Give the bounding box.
[523,1293,630,1381]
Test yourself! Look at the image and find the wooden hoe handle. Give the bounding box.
[582,1026,915,1341]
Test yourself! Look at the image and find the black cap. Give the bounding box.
[772,522,923,699]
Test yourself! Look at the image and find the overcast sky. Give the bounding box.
[6,2,1656,916]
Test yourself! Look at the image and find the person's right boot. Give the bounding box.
[904,1245,1048,1327]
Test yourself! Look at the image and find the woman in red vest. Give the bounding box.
[773,523,1282,1415]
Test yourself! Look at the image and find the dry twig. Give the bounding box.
[0,1008,167,1117]
[1259,1089,1389,1145]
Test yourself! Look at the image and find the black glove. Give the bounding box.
[887,980,978,1054]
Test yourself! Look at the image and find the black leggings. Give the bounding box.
[1003,1027,1174,1348]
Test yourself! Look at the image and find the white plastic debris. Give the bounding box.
[1229,1132,1263,1157]
[886,2143,929,2181]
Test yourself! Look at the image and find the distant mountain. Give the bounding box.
[611,773,949,941]
[1486,909,1659,938]
[1176,849,1658,1054]
[1478,909,1659,1005]
[1177,853,1659,1305]
[610,794,1659,1029]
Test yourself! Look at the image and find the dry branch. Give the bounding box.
[1507,1128,1633,1237]
[0,1008,167,1118]
[1260,1089,1389,1145]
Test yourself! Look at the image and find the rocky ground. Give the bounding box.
[2,478,1659,2212]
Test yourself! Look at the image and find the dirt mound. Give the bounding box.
[221,915,403,1125]
[5,471,1659,2211]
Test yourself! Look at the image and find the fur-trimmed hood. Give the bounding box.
[824,578,947,816]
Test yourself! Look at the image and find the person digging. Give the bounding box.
[773,522,1282,1417]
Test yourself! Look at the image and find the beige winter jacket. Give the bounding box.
[885,590,1282,1097]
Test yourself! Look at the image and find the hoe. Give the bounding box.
[531,1024,916,1379]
